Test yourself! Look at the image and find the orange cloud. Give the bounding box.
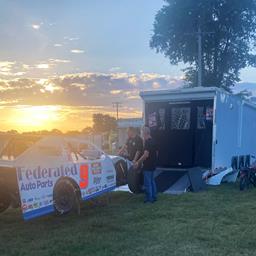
[0,72,183,132]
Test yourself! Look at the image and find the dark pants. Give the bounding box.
[143,170,157,202]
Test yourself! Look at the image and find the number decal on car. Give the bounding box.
[80,165,89,189]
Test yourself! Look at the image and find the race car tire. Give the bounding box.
[0,185,11,213]
[53,179,80,215]
[115,159,128,186]
[127,166,143,194]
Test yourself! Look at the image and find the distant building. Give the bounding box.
[117,118,143,147]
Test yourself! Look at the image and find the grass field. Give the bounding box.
[1,184,256,256]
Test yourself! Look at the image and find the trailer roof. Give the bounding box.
[140,86,221,102]
[140,86,256,110]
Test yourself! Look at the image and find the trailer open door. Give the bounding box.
[145,99,213,169]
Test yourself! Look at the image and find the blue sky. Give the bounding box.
[1,0,256,80]
[0,0,183,77]
[0,0,256,131]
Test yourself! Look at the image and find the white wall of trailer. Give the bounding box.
[213,91,256,169]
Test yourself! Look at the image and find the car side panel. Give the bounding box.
[17,156,116,220]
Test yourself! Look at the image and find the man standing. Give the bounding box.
[119,127,143,162]
[135,126,157,203]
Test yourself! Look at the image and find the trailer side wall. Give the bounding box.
[214,91,256,168]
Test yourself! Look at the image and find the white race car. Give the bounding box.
[0,135,140,220]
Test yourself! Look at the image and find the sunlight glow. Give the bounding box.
[32,24,40,30]
[13,106,61,130]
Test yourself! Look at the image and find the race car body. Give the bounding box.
[0,136,130,220]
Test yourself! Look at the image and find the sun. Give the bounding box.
[12,105,61,131]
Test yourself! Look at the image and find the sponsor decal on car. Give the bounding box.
[93,176,101,185]
[91,162,102,175]
[80,165,89,189]
[28,204,33,210]
[17,164,77,192]
[86,186,101,195]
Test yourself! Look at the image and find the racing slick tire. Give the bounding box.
[0,185,11,213]
[115,159,128,186]
[53,179,81,215]
[127,166,143,194]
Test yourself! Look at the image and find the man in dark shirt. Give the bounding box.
[119,127,143,162]
[135,126,157,203]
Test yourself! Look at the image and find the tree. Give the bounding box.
[81,127,93,134]
[92,114,117,133]
[150,0,256,91]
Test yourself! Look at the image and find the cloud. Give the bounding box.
[36,64,50,69]
[31,22,44,30]
[0,71,184,131]
[110,90,122,95]
[54,43,63,47]
[0,59,71,78]
[0,61,16,75]
[0,71,183,107]
[234,82,256,95]
[71,49,85,54]
[32,24,40,30]
[152,81,161,89]
[48,59,71,64]
[64,37,80,41]
[109,67,121,72]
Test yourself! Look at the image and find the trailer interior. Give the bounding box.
[145,99,214,169]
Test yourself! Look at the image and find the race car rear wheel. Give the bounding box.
[127,166,143,194]
[0,185,11,213]
[53,179,80,215]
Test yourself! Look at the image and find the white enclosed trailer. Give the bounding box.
[140,87,256,171]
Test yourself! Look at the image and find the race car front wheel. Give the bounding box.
[53,179,80,215]
[0,185,11,213]
[115,159,128,186]
[127,167,143,194]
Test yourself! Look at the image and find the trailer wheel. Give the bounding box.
[0,185,11,213]
[53,179,80,215]
[127,166,143,194]
[115,159,128,186]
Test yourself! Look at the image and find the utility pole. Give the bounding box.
[185,26,214,87]
[198,26,202,87]
[112,102,121,121]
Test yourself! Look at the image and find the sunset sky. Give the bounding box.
[1,0,256,132]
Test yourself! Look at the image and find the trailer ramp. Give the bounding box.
[155,167,206,194]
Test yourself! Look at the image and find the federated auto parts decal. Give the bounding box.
[16,159,116,220]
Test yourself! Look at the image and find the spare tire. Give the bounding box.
[127,166,143,194]
[0,185,11,213]
[115,159,128,186]
[53,179,80,215]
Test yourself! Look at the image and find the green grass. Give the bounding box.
[1,184,256,256]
